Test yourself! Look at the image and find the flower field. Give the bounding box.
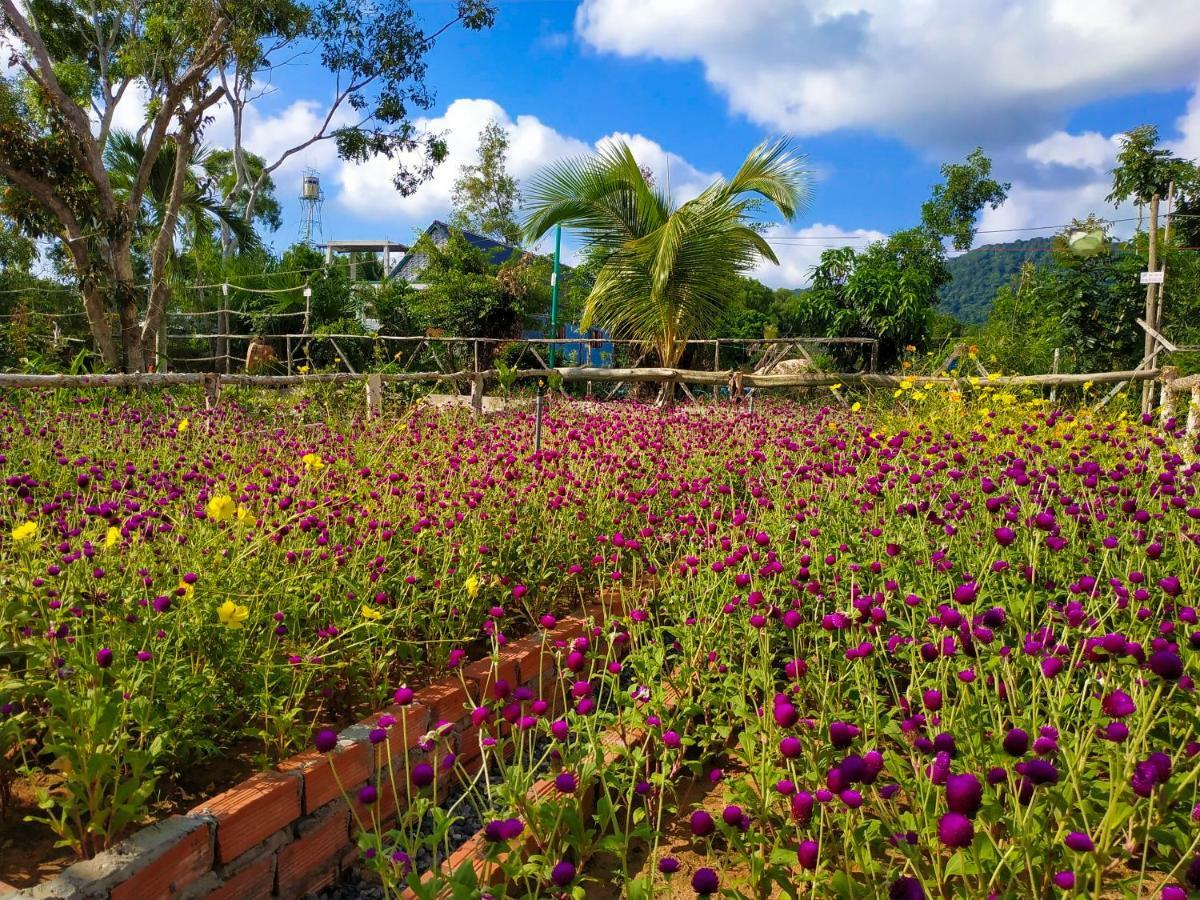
[1,390,1198,898]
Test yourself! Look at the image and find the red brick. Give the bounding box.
[191,770,300,864]
[276,804,350,897]
[505,636,551,685]
[204,853,275,900]
[546,617,587,648]
[420,677,472,725]
[110,816,213,900]
[279,738,370,814]
[463,648,522,699]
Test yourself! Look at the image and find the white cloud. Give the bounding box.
[575,0,1200,151]
[753,223,885,288]
[334,97,722,229]
[1025,131,1120,172]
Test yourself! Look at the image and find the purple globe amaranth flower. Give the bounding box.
[1102,691,1136,718]
[791,791,814,824]
[357,784,377,805]
[662,730,682,749]
[691,867,719,895]
[1002,728,1029,756]
[938,812,974,849]
[1053,870,1076,889]
[1021,759,1060,785]
[721,805,743,826]
[1064,831,1094,852]
[994,526,1016,546]
[889,876,925,900]
[550,860,576,887]
[314,729,338,753]
[797,839,819,870]
[1099,721,1130,742]
[1159,575,1183,597]
[780,736,803,758]
[1149,649,1183,681]
[1161,886,1188,900]
[96,647,113,668]
[555,772,577,793]
[393,686,415,705]
[923,689,943,711]
[952,582,978,604]
[829,720,859,748]
[658,857,680,875]
[550,719,569,741]
[945,773,983,817]
[410,762,435,788]
[689,809,714,837]
[773,701,798,728]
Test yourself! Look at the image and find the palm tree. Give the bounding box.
[522,139,809,368]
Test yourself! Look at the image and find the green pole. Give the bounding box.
[549,224,561,367]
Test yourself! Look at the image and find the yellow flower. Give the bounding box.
[1082,380,1094,393]
[301,453,324,471]
[851,401,862,412]
[911,390,926,401]
[899,379,914,391]
[360,603,383,621]
[207,494,236,521]
[236,505,252,525]
[177,418,189,433]
[217,600,249,629]
[829,383,842,392]
[11,521,36,542]
[105,526,120,548]
[465,574,480,599]
[298,364,310,375]
[178,580,195,601]
[893,388,903,398]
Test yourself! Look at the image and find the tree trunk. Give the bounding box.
[79,280,121,370]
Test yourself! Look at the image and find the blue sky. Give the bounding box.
[184,0,1200,287]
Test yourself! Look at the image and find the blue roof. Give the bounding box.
[390,221,519,281]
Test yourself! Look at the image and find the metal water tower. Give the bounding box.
[298,170,324,246]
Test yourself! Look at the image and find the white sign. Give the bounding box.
[1140,271,1164,284]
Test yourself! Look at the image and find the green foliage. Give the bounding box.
[939,238,1053,325]
[799,229,950,366]
[1107,125,1192,207]
[450,118,521,245]
[920,148,1010,250]
[524,139,810,366]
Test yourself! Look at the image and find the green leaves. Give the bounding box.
[523,138,810,366]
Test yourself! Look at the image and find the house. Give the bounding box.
[388,220,522,283]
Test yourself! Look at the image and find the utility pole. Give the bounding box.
[1141,194,1160,415]
[549,225,561,368]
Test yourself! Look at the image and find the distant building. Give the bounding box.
[389,220,522,283]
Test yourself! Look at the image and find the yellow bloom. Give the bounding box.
[911,390,926,401]
[1082,380,1094,393]
[899,379,914,391]
[207,494,236,521]
[11,521,36,542]
[829,383,842,392]
[851,401,862,412]
[105,526,120,548]
[217,600,249,629]
[301,453,324,471]
[465,574,480,599]
[893,389,903,398]
[360,603,383,621]
[177,418,189,433]
[236,505,252,525]
[298,364,310,375]
[178,580,195,601]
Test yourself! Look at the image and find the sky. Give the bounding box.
[115,0,1200,288]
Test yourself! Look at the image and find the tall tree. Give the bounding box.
[523,140,809,369]
[0,0,494,371]
[921,148,1010,250]
[217,0,496,243]
[450,118,521,244]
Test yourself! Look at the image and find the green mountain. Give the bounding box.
[939,237,1053,324]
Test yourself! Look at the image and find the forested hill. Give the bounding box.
[938,237,1053,324]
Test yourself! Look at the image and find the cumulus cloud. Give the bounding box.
[575,0,1200,152]
[334,97,721,230]
[753,223,885,288]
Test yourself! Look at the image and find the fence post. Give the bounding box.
[534,382,544,453]
[1049,348,1060,405]
[1158,366,1178,427]
[1189,385,1199,441]
[471,339,484,420]
[366,373,382,419]
[714,340,721,401]
[869,341,879,374]
[285,335,293,376]
[202,372,221,410]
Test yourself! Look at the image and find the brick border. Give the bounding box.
[6,590,633,900]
